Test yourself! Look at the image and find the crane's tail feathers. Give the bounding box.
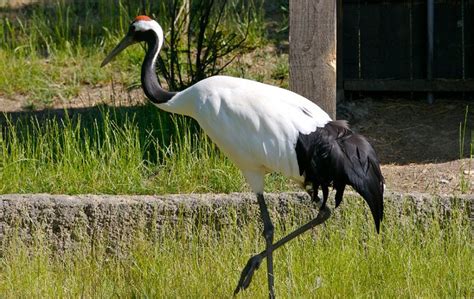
[296,120,385,232]
[327,121,384,232]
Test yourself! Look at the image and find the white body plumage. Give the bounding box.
[157,75,332,193]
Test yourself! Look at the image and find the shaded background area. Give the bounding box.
[342,0,474,94]
[338,97,473,164]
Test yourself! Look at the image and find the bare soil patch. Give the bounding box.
[0,85,145,112]
[338,97,473,195]
[381,159,472,195]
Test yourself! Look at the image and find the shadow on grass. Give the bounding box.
[0,103,202,165]
[1,96,472,167]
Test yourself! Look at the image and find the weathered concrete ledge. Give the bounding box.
[1,191,472,252]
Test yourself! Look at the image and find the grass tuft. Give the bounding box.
[0,106,297,194]
[459,105,472,193]
[0,0,269,106]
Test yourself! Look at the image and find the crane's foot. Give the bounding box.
[234,253,264,295]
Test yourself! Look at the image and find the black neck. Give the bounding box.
[140,31,176,104]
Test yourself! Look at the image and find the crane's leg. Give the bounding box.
[321,185,329,207]
[255,193,275,299]
[311,182,322,204]
[234,205,331,294]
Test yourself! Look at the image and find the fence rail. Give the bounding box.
[342,0,474,94]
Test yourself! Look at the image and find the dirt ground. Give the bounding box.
[1,89,473,196]
[338,96,473,195]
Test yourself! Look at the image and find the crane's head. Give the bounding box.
[101,15,164,67]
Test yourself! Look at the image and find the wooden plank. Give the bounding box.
[337,0,344,102]
[427,0,434,103]
[411,1,426,79]
[344,79,474,92]
[342,1,359,79]
[359,2,381,79]
[290,0,337,119]
[464,0,474,79]
[434,2,462,79]
[359,2,411,79]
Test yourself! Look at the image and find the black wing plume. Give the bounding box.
[296,120,385,232]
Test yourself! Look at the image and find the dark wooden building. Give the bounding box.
[343,0,474,94]
[290,0,474,117]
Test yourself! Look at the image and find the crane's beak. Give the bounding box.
[101,33,136,67]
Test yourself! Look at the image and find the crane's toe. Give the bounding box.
[234,253,264,294]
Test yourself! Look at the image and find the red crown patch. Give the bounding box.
[134,15,152,22]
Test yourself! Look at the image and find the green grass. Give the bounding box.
[0,106,297,194]
[0,0,270,107]
[0,198,471,297]
[0,0,131,103]
[459,105,473,193]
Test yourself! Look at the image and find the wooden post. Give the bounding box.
[336,0,344,106]
[290,0,337,120]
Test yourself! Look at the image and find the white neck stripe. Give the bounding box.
[133,20,164,63]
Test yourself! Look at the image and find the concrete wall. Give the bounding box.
[1,192,472,253]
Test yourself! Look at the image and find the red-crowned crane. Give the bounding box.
[101,16,384,298]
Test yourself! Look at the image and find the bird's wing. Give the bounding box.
[189,76,331,180]
[308,121,385,232]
